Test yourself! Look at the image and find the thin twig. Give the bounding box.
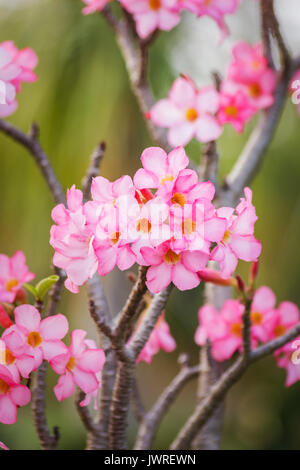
[82,142,106,201]
[171,322,300,449]
[135,356,200,450]
[131,377,146,424]
[0,120,65,205]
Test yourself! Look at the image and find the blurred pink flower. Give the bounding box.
[0,251,35,303]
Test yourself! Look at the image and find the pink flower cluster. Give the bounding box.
[0,304,105,424]
[195,286,300,386]
[0,251,34,304]
[81,0,240,39]
[149,42,277,146]
[218,41,277,132]
[0,41,38,118]
[50,146,261,294]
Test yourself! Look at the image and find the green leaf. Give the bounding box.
[23,283,38,298]
[35,275,59,300]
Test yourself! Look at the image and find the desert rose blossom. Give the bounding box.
[0,251,35,303]
[195,299,248,362]
[0,337,35,380]
[0,364,31,424]
[0,44,19,117]
[218,86,255,132]
[81,0,111,14]
[50,329,105,403]
[121,0,181,39]
[249,286,276,343]
[211,187,262,278]
[0,41,38,93]
[148,77,222,147]
[134,146,189,195]
[50,185,98,293]
[141,240,209,293]
[275,336,300,387]
[263,301,299,342]
[4,305,69,370]
[137,313,176,363]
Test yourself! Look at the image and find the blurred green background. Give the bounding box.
[0,0,300,450]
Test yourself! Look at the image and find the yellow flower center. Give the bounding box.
[160,175,174,185]
[231,323,242,337]
[0,379,10,395]
[137,218,152,233]
[222,229,232,245]
[66,357,76,371]
[185,108,198,122]
[251,311,263,325]
[249,83,261,98]
[110,231,120,245]
[27,331,43,348]
[274,325,286,337]
[163,249,181,264]
[225,106,238,117]
[5,349,16,365]
[5,278,19,292]
[149,0,161,10]
[182,218,196,235]
[171,192,186,207]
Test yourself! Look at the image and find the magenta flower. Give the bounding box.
[149,77,222,147]
[275,336,300,387]
[141,240,208,293]
[4,305,69,370]
[0,251,35,303]
[0,364,30,424]
[50,329,105,403]
[137,313,176,364]
[264,301,299,342]
[211,187,262,278]
[121,0,181,39]
[218,86,255,133]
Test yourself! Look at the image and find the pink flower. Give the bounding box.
[264,301,299,342]
[275,337,300,387]
[121,0,181,39]
[0,41,38,93]
[81,0,111,14]
[134,146,189,194]
[149,77,222,147]
[218,86,255,132]
[180,0,240,38]
[250,286,276,343]
[196,299,246,362]
[50,329,105,403]
[0,336,35,380]
[228,42,268,84]
[137,313,176,363]
[50,185,98,293]
[0,251,35,303]
[0,364,30,424]
[211,187,262,277]
[141,240,208,293]
[4,305,69,370]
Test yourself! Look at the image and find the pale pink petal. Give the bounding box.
[195,116,223,143]
[141,147,167,179]
[150,99,183,127]
[10,384,30,406]
[76,349,106,373]
[181,251,209,272]
[230,234,262,262]
[0,395,17,424]
[54,372,75,401]
[73,367,99,394]
[252,286,276,313]
[168,122,195,147]
[172,263,200,291]
[14,305,40,332]
[40,314,69,341]
[117,246,136,271]
[146,263,172,294]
